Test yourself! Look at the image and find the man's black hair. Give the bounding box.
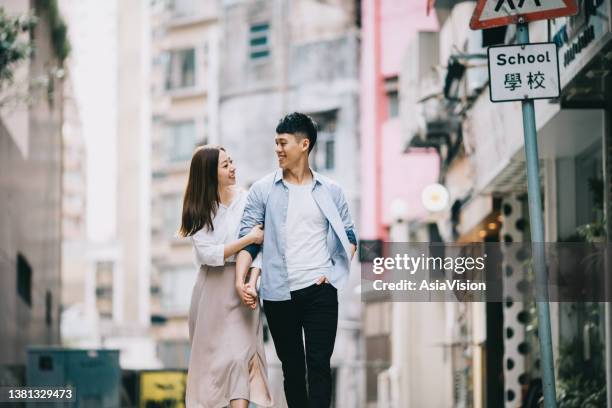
[275,112,318,153]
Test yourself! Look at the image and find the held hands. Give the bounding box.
[235,281,258,310]
[237,276,328,309]
[247,225,264,245]
[243,283,258,310]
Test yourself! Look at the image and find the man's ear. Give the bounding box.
[302,137,310,152]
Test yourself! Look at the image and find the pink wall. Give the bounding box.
[380,1,438,76]
[360,0,439,240]
[381,121,439,224]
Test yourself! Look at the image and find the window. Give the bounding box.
[165,48,196,90]
[170,0,197,17]
[575,144,604,226]
[202,42,209,67]
[45,291,52,327]
[387,91,399,118]
[17,253,32,306]
[163,195,183,238]
[160,267,196,314]
[166,121,197,162]
[311,111,337,172]
[249,23,270,60]
[324,137,335,170]
[95,261,114,320]
[385,77,399,119]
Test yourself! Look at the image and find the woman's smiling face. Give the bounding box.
[217,149,236,187]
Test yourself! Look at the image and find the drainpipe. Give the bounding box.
[604,74,612,408]
[374,0,385,239]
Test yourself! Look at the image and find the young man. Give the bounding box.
[234,112,357,408]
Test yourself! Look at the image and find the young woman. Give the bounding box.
[180,145,273,408]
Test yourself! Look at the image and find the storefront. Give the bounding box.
[449,1,612,405]
[549,1,611,406]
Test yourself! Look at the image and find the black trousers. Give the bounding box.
[263,283,338,408]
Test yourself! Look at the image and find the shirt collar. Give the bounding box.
[273,169,283,184]
[274,168,322,188]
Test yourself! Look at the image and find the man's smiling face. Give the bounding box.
[275,132,309,169]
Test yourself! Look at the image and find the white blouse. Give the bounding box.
[190,188,262,268]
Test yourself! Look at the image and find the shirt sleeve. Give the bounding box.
[238,183,266,260]
[191,229,225,267]
[251,250,263,269]
[335,186,358,246]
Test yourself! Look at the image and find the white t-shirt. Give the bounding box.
[285,181,332,291]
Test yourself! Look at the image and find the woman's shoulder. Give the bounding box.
[191,225,214,241]
[232,185,247,195]
[227,188,250,221]
[231,186,248,205]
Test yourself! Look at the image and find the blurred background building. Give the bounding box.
[148,0,220,369]
[371,0,612,407]
[0,0,66,386]
[218,0,362,405]
[59,67,93,347]
[359,1,450,407]
[58,0,160,368]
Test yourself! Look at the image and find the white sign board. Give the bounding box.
[487,42,560,103]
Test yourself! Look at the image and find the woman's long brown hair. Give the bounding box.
[179,145,225,237]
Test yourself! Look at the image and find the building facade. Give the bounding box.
[0,0,66,386]
[58,71,93,347]
[149,0,220,368]
[219,0,362,406]
[359,1,447,407]
[57,0,160,369]
[386,0,612,407]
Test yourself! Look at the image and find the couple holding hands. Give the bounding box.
[180,113,357,408]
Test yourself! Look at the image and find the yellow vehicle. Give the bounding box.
[122,369,187,408]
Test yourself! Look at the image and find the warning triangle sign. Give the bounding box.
[470,0,579,30]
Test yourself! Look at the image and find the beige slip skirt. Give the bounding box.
[186,264,273,408]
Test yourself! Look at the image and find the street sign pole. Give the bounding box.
[516,21,558,408]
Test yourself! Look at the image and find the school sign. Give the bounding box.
[487,42,560,102]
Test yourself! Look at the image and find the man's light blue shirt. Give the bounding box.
[239,169,358,301]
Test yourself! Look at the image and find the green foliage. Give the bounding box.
[0,0,70,99]
[35,0,71,64]
[556,176,607,406]
[556,304,606,408]
[576,176,606,243]
[576,216,606,243]
[0,8,36,86]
